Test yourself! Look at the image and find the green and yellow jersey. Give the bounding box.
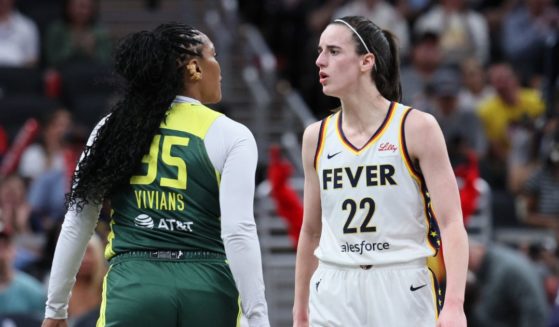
[105,102,224,259]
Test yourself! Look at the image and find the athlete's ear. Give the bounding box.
[186,59,202,81]
[361,53,375,73]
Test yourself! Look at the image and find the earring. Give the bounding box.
[187,63,201,81]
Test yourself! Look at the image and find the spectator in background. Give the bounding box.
[520,139,559,238]
[27,125,87,233]
[393,0,432,26]
[400,31,442,107]
[0,0,39,67]
[0,174,43,271]
[333,0,410,57]
[476,63,545,190]
[0,126,8,162]
[502,0,559,86]
[18,108,72,181]
[426,68,487,158]
[0,174,30,236]
[414,0,490,66]
[458,57,494,113]
[45,0,111,68]
[468,237,549,327]
[67,234,107,326]
[0,221,45,318]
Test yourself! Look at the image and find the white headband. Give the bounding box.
[334,19,371,54]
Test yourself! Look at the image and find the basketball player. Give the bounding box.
[293,16,468,327]
[42,23,269,327]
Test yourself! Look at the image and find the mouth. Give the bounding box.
[319,72,329,84]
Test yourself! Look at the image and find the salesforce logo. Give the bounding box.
[134,214,154,229]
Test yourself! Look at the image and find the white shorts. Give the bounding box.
[309,259,438,327]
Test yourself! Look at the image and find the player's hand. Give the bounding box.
[41,318,68,327]
[436,302,467,327]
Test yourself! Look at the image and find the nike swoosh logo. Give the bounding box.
[410,284,427,292]
[327,152,341,159]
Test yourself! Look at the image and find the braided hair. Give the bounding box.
[67,23,204,210]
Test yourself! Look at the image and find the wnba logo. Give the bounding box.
[134,214,154,229]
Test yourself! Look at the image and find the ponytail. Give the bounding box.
[376,30,401,102]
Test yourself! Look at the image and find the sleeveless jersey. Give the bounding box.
[105,102,224,259]
[314,102,442,266]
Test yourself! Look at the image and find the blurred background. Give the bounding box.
[0,0,558,326]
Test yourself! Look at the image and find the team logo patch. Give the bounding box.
[134,214,154,229]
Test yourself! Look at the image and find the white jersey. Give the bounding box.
[314,102,441,266]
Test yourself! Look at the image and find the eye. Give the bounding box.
[330,49,339,55]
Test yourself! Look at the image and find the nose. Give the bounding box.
[316,52,326,68]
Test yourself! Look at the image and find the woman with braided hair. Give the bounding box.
[293,16,468,326]
[42,23,269,327]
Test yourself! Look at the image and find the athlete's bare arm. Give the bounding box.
[405,109,468,327]
[293,121,323,327]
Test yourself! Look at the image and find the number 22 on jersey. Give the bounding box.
[343,197,377,234]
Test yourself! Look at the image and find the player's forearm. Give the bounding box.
[293,228,320,318]
[440,219,469,305]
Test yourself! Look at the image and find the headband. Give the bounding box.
[334,19,371,54]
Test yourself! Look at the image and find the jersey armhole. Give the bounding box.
[400,108,422,180]
[313,116,329,170]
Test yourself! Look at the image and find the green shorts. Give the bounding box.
[96,251,241,327]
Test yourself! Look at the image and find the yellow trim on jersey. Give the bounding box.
[314,115,332,170]
[162,102,222,139]
[419,183,437,255]
[236,296,242,327]
[427,202,441,253]
[104,219,116,259]
[96,266,111,327]
[335,102,397,155]
[429,269,439,320]
[398,107,422,185]
[397,107,439,256]
[215,169,221,188]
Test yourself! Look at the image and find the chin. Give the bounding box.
[322,85,340,98]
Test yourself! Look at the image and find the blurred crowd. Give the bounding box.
[0,0,111,325]
[0,0,558,326]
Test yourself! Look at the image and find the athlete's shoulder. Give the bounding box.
[303,120,322,139]
[211,114,254,140]
[303,113,335,147]
[402,108,439,135]
[303,121,326,156]
[403,107,445,160]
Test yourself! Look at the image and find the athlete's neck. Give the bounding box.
[340,93,391,132]
[174,95,201,104]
